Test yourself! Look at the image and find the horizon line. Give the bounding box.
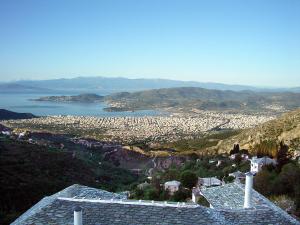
[0,75,299,89]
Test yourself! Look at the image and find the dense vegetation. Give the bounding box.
[254,163,300,217]
[0,135,137,225]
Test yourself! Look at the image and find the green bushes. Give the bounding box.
[254,162,300,217]
[197,196,210,207]
[0,139,138,225]
[180,171,198,189]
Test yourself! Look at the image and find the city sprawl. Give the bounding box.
[2,111,275,143]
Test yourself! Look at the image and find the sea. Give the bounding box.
[0,93,164,117]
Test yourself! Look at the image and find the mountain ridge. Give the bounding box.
[1,76,300,93]
[104,87,300,112]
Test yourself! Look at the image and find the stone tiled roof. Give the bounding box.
[200,182,267,209]
[200,182,300,224]
[16,199,227,225]
[228,171,245,179]
[201,182,248,209]
[198,177,222,187]
[55,184,128,200]
[12,184,300,225]
[11,184,127,225]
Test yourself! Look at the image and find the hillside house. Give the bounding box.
[228,171,246,181]
[250,156,277,174]
[1,130,11,136]
[198,177,222,188]
[164,180,181,195]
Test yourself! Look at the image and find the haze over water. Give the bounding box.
[0,93,162,117]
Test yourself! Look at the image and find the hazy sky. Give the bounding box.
[0,0,299,86]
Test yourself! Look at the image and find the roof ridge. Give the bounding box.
[57,197,199,208]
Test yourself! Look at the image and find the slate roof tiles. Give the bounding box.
[11,183,300,225]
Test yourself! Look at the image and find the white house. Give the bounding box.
[198,177,222,188]
[229,171,246,181]
[1,131,11,136]
[164,180,181,195]
[250,156,277,174]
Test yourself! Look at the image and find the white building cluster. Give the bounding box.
[2,111,274,143]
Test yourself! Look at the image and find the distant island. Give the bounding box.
[34,93,104,103]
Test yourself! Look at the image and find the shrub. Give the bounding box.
[170,188,190,202]
[197,195,210,207]
[180,170,198,189]
[143,187,159,200]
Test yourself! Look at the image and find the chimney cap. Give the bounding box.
[74,206,82,212]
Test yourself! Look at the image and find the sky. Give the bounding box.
[0,0,299,87]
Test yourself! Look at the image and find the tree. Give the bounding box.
[230,144,240,155]
[170,188,190,202]
[180,170,198,189]
[159,189,170,201]
[254,169,276,196]
[161,168,180,182]
[276,141,289,170]
[276,163,300,194]
[294,184,300,216]
[144,187,159,200]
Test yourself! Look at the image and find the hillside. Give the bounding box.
[215,108,300,153]
[0,136,137,224]
[34,93,104,103]
[0,109,37,120]
[104,87,300,112]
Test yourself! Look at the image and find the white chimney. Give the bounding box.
[74,206,83,225]
[243,172,253,208]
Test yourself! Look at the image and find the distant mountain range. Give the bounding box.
[1,76,299,94]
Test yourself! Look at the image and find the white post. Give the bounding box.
[243,172,253,208]
[74,206,83,225]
